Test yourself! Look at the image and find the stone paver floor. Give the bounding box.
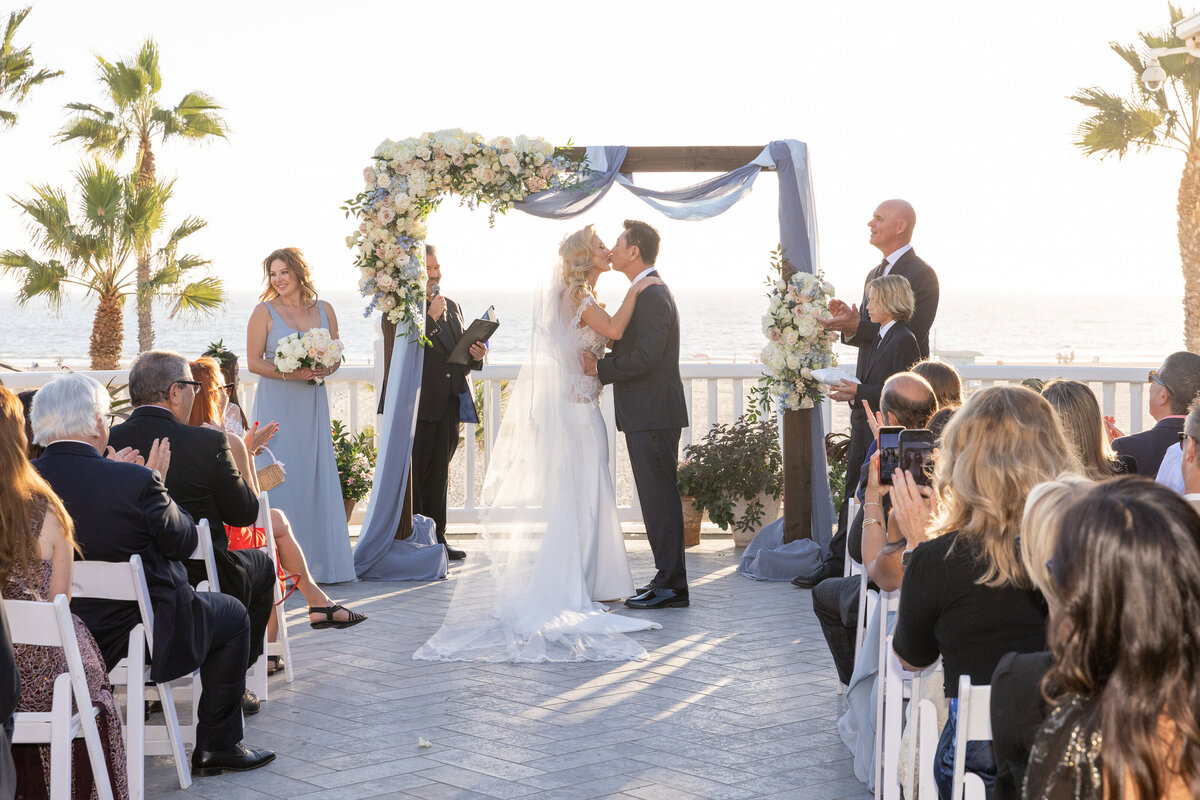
[146,538,871,799]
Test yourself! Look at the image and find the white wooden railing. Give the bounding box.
[2,361,1158,525]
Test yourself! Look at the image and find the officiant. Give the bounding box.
[414,244,487,561]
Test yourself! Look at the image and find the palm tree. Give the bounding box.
[0,160,223,370]
[1072,4,1200,351]
[58,38,228,352]
[0,6,62,128]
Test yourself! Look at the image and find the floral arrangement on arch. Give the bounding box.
[343,129,586,340]
[332,420,377,503]
[754,246,839,412]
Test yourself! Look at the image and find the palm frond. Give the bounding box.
[157,214,206,255]
[75,160,125,231]
[12,185,73,254]
[135,39,162,93]
[165,275,224,317]
[1069,87,1175,156]
[0,250,69,310]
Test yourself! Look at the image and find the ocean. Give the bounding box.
[0,288,1183,370]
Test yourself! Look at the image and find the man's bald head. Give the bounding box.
[868,199,917,255]
[880,372,938,429]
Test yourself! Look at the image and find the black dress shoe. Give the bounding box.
[791,561,839,589]
[446,545,467,560]
[191,742,276,776]
[625,587,689,610]
[241,689,261,716]
[636,580,656,596]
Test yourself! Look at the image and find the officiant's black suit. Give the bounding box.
[597,277,690,592]
[415,297,482,542]
[34,442,251,751]
[108,406,273,668]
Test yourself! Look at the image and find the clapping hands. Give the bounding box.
[822,298,860,336]
[105,437,172,477]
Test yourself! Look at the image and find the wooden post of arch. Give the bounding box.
[374,145,811,544]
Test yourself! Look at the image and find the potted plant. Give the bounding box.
[678,413,783,547]
[675,459,705,547]
[332,420,376,521]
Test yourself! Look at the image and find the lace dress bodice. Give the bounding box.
[569,296,606,404]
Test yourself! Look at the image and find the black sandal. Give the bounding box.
[309,603,368,630]
[267,655,285,675]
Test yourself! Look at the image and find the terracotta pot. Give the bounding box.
[730,493,783,548]
[343,497,357,522]
[680,495,703,547]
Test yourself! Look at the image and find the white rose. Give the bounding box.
[784,329,800,346]
[786,354,801,370]
[377,173,391,188]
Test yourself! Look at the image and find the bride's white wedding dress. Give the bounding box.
[413,282,660,663]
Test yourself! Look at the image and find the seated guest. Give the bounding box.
[1177,398,1200,514]
[106,351,275,700]
[890,386,1079,799]
[1,383,130,797]
[989,476,1090,800]
[202,341,251,434]
[189,357,365,634]
[1111,352,1200,476]
[1156,441,1185,495]
[30,374,275,776]
[1041,379,1134,478]
[1024,479,1200,799]
[16,390,41,459]
[911,358,962,409]
[798,275,924,588]
[811,371,938,686]
[0,600,15,800]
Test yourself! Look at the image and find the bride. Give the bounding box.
[414,225,664,662]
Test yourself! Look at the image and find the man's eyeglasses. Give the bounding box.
[1149,370,1172,394]
[173,379,202,395]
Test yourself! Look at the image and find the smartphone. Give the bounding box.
[877,426,904,485]
[900,428,935,486]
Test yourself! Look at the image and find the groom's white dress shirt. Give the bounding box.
[632,266,656,284]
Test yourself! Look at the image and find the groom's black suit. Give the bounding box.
[597,273,690,591]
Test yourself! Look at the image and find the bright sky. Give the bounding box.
[0,0,1187,309]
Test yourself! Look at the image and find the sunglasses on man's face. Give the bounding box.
[1149,370,1172,394]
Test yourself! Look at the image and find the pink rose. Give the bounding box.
[768,328,782,341]
[451,153,464,166]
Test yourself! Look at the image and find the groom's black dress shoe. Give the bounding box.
[625,587,689,610]
[446,545,467,561]
[191,743,276,776]
[635,580,656,596]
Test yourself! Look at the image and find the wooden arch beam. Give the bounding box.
[563,145,770,173]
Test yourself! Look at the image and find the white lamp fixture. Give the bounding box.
[1139,11,1200,90]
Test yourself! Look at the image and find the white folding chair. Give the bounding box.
[918,697,940,799]
[191,519,219,593]
[873,589,921,800]
[953,676,992,800]
[245,492,296,700]
[4,595,116,800]
[71,556,195,794]
[836,497,864,697]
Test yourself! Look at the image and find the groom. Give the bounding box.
[584,220,690,609]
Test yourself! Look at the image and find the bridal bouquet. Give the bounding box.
[756,247,839,411]
[274,328,344,385]
[343,129,587,342]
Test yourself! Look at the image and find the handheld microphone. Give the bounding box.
[428,283,441,297]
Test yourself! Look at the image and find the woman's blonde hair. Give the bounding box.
[928,385,1080,588]
[1040,379,1122,480]
[559,225,596,306]
[260,247,318,306]
[1020,474,1092,603]
[867,274,915,323]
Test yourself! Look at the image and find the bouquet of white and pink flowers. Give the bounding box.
[274,328,345,385]
[753,247,839,412]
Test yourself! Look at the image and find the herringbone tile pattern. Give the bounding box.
[146,539,870,799]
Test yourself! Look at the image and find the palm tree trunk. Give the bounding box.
[90,291,123,370]
[136,135,156,352]
[1179,143,1200,353]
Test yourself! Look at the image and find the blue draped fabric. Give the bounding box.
[353,313,449,580]
[356,139,832,581]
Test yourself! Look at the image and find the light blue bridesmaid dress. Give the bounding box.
[253,301,357,583]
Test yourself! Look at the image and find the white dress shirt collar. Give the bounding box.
[632,266,657,284]
[883,244,913,275]
[877,320,896,340]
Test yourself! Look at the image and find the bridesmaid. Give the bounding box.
[247,248,356,584]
